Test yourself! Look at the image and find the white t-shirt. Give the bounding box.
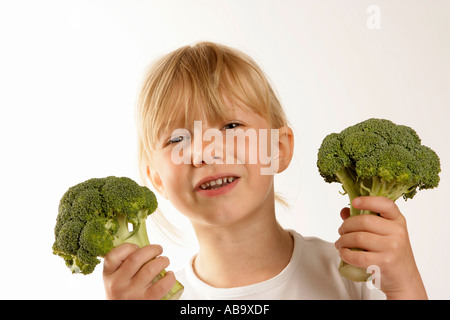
[175,230,386,300]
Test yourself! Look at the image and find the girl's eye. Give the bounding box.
[164,128,191,147]
[168,135,189,145]
[223,122,241,130]
[171,136,184,143]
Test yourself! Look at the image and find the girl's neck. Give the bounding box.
[191,210,294,288]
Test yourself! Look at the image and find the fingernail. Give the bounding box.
[353,198,361,207]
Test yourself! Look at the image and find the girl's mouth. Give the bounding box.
[195,176,239,197]
[199,176,237,190]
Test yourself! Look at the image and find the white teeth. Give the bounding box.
[199,177,237,190]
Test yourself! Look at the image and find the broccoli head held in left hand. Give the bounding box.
[52,176,184,300]
[317,118,441,282]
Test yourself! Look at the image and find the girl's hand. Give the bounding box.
[103,243,176,300]
[335,196,428,300]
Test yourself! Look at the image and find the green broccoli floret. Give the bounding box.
[52,176,184,300]
[317,118,441,282]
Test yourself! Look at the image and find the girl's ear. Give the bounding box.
[146,166,168,199]
[274,126,294,174]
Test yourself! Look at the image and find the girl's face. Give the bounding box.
[149,103,292,229]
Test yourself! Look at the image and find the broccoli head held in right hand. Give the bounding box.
[52,176,184,300]
[317,118,441,282]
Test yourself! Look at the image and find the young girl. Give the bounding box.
[102,41,427,300]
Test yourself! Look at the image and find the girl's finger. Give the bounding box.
[340,207,350,221]
[132,255,170,288]
[103,243,139,276]
[338,213,394,236]
[352,196,402,221]
[335,231,384,252]
[143,271,177,300]
[115,244,163,279]
[338,248,379,270]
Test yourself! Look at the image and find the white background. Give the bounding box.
[1,0,449,299]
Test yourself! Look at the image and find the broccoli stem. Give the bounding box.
[335,169,379,282]
[335,168,364,216]
[113,212,184,300]
[334,172,417,282]
[126,219,152,247]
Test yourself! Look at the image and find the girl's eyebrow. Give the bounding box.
[156,129,173,147]
[158,131,175,146]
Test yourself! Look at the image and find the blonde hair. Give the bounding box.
[136,41,289,226]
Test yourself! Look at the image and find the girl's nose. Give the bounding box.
[192,154,222,167]
[191,128,225,167]
[191,137,224,167]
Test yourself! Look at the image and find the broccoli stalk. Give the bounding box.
[317,119,441,282]
[52,176,184,300]
[109,211,180,295]
[335,170,418,216]
[111,210,150,248]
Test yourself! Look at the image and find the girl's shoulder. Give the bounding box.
[288,229,339,262]
[289,229,386,300]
